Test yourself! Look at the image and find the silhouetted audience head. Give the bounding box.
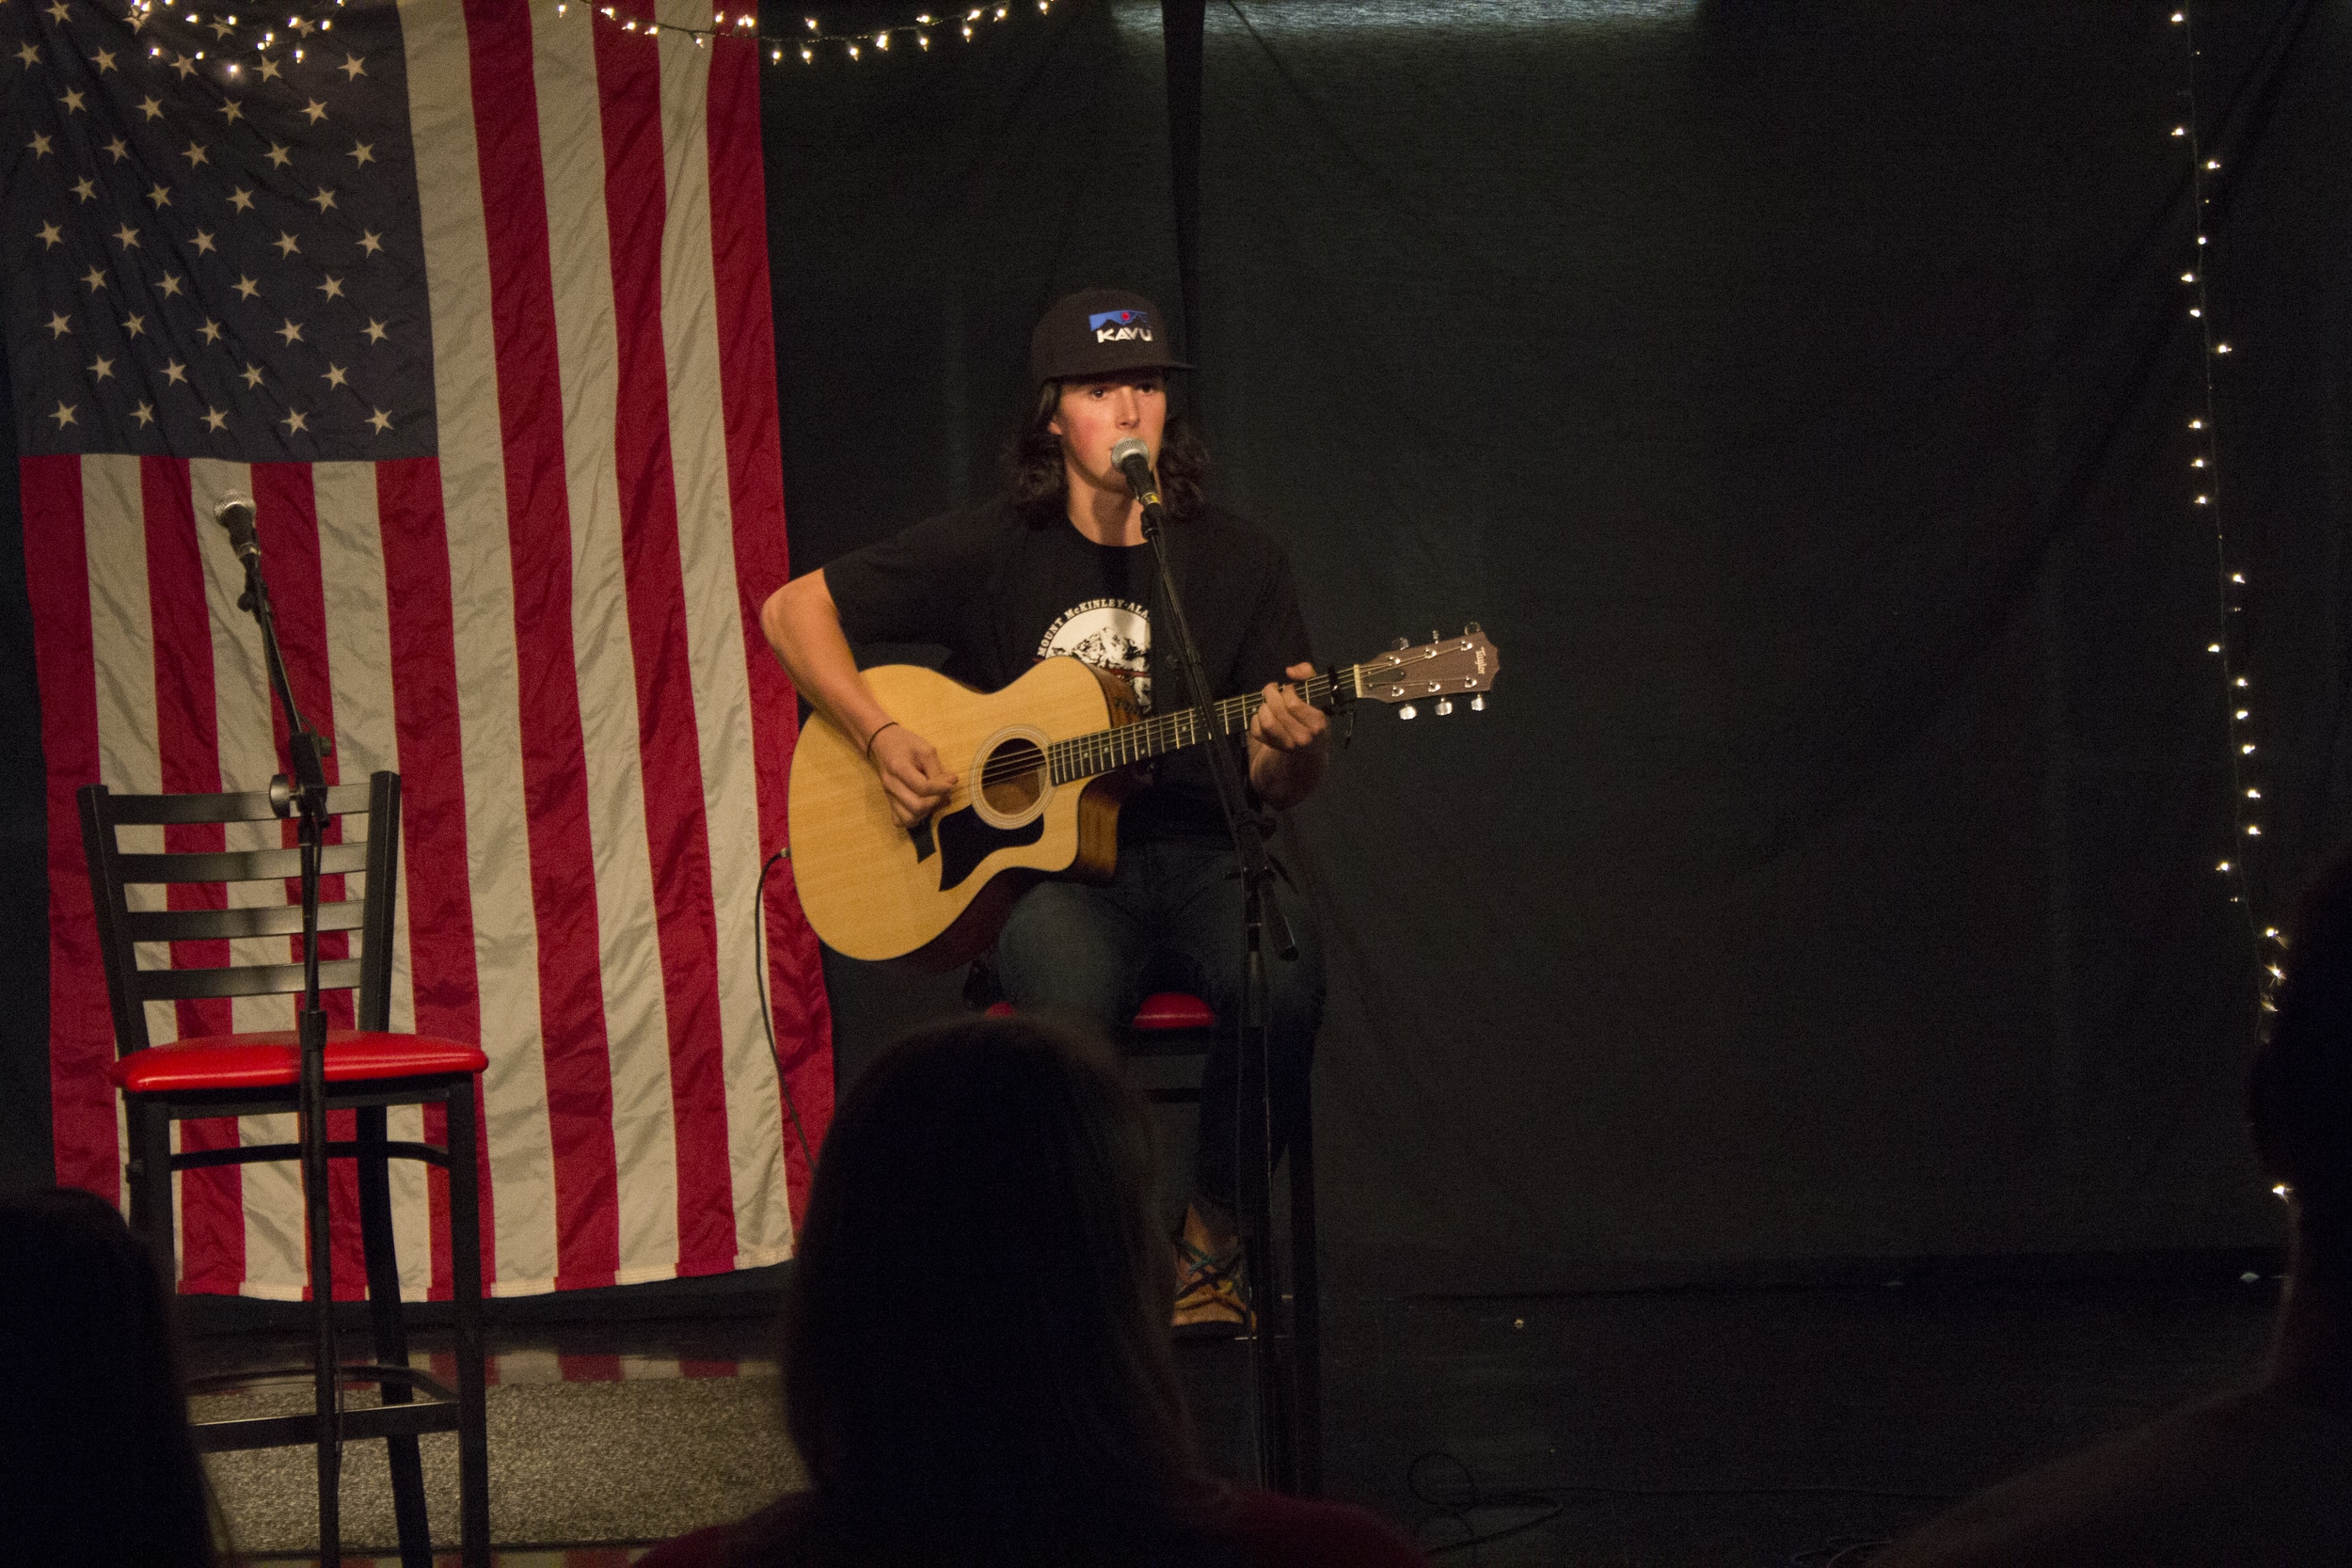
[780,1012,1204,1562]
[0,1187,219,1567]
[2252,850,2352,1286]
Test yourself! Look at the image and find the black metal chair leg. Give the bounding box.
[128,1098,176,1289]
[447,1084,490,1568]
[357,1107,432,1568]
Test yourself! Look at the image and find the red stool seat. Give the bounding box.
[984,992,1216,1031]
[1129,991,1218,1032]
[106,1029,489,1095]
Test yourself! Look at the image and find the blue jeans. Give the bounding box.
[992,839,1325,1216]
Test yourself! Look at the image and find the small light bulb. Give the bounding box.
[771,46,780,58]
[2207,641,2221,653]
[2170,10,2184,21]
[2231,572,2245,583]
[2190,419,2204,428]
[918,29,928,45]
[875,29,887,46]
[805,13,818,26]
[2171,126,2185,135]
[2274,1183,2290,1198]
[2249,789,2262,800]
[2265,927,2280,938]
[2235,677,2249,687]
[2198,235,2208,244]
[2192,457,2205,467]
[2217,341,2232,353]
[2218,860,2233,872]
[2235,709,2249,721]
[800,43,811,58]
[2189,307,2201,317]
[2181,271,2196,282]
[2196,495,2210,504]
[2206,159,2219,169]
[2247,824,2262,835]
[2243,744,2255,754]
[847,40,858,55]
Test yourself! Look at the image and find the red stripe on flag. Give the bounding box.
[466,0,623,1290]
[22,457,119,1200]
[141,457,245,1293]
[252,467,369,1300]
[707,34,834,1219]
[375,458,490,1301]
[593,19,738,1274]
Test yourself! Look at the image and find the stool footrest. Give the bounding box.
[194,1397,464,1454]
[190,1361,467,1453]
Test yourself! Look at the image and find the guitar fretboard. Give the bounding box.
[1045,668,1357,784]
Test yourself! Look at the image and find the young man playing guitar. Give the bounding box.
[761,288,1331,1331]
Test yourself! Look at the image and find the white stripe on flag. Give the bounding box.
[652,9,793,1269]
[533,2,685,1281]
[400,0,564,1295]
[83,454,158,1220]
[313,460,435,1299]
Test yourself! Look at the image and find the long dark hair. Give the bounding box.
[0,1188,221,1566]
[1005,380,1210,522]
[768,1015,1220,1564]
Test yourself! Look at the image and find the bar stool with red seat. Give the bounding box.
[985,990,1322,1487]
[78,770,489,1568]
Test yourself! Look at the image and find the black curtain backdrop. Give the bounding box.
[5,3,2346,1291]
[764,0,2350,1289]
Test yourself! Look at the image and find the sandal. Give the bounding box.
[1172,1234,1253,1338]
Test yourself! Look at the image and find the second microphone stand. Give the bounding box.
[231,538,347,1559]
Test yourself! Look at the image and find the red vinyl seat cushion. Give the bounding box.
[106,1029,488,1095]
[983,992,1219,1031]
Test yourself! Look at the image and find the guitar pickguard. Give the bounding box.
[933,804,1044,892]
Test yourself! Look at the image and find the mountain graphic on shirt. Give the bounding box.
[1037,597,1152,712]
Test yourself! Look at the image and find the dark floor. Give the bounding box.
[183,1262,2283,1566]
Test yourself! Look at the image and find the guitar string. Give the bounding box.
[969,673,1345,794]
[959,649,1480,794]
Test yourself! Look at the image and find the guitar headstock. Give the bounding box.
[1344,625,1500,719]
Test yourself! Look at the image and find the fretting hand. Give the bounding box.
[1247,662,1330,811]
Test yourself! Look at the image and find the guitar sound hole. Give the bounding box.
[981,737,1046,816]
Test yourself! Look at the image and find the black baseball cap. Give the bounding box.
[1030,288,1193,387]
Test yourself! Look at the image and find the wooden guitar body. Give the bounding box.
[787,657,1133,970]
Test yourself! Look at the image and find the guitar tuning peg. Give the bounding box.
[1470,695,1485,712]
[1464,622,1482,636]
[1398,704,1417,721]
[1436,698,1454,716]
[1391,637,1409,652]
[1430,629,1441,644]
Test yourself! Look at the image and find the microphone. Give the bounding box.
[213,495,260,565]
[1108,437,1165,520]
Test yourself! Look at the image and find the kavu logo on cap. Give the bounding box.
[1088,308,1154,343]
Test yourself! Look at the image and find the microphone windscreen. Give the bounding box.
[1108,436,1152,470]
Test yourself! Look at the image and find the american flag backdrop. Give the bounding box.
[6,0,834,1298]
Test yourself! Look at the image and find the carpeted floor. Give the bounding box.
[199,1373,802,1554]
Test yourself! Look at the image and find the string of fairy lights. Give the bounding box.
[541,0,1057,63]
[2169,7,2283,1023]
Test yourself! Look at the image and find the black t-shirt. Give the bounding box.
[822,498,1314,845]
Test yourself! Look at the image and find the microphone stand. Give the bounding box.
[1133,483,1310,1495]
[232,541,345,1560]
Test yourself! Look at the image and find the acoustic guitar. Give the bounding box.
[787,626,1501,967]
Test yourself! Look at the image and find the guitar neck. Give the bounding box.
[1046,669,1355,784]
